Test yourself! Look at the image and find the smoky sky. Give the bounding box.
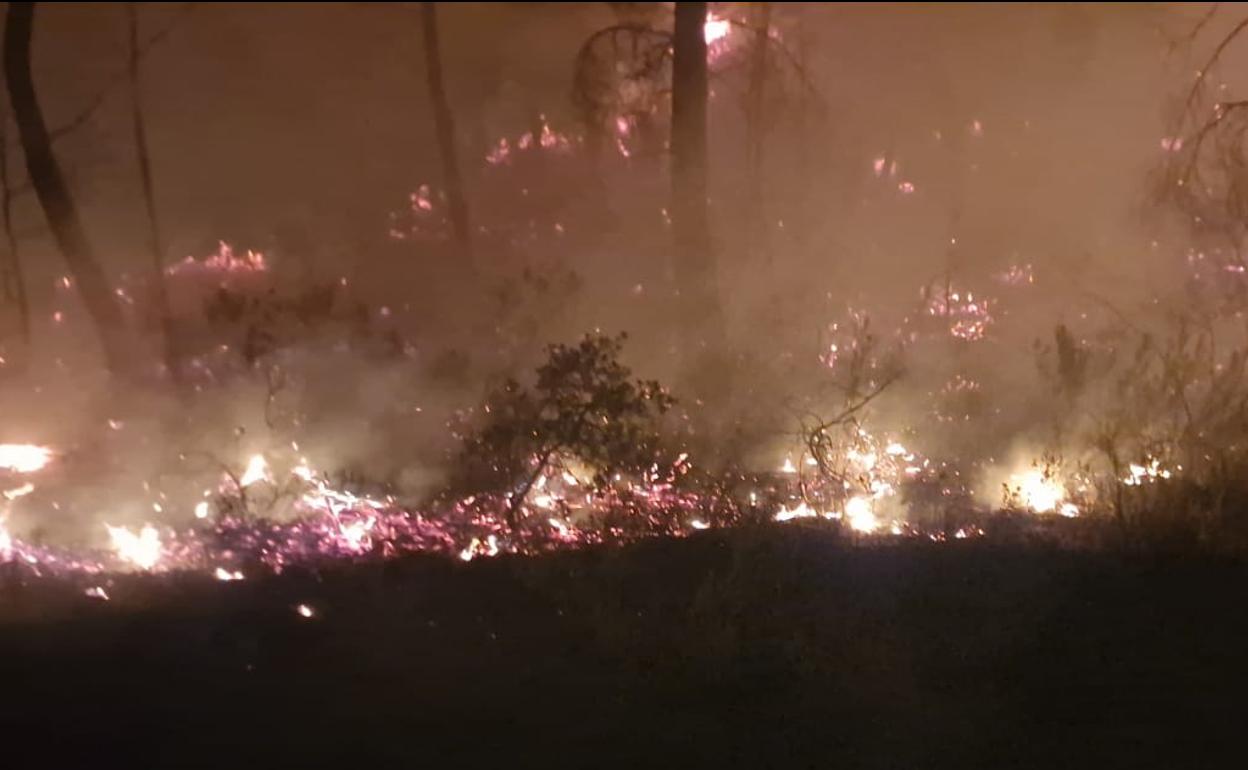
[7,2,1233,322]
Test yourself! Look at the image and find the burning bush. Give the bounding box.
[449,332,675,529]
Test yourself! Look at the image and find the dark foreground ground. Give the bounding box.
[1,525,1245,768]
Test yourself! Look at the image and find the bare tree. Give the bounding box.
[1155,9,1248,261]
[127,3,178,381]
[420,2,473,269]
[671,1,722,346]
[4,2,131,371]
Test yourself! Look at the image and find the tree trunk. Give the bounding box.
[127,2,178,382]
[420,2,473,269]
[4,2,130,372]
[671,2,722,347]
[0,120,30,368]
[744,1,771,265]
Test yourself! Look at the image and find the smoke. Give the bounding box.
[0,3,1236,545]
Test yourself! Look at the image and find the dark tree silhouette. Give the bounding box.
[4,2,130,371]
[0,116,29,364]
[128,2,178,381]
[745,1,772,264]
[671,2,722,346]
[421,2,473,269]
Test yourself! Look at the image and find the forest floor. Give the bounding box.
[1,525,1243,768]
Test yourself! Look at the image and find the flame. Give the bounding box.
[704,14,731,45]
[166,242,267,277]
[844,496,879,533]
[1007,469,1073,515]
[337,517,376,553]
[0,444,52,473]
[239,454,269,487]
[3,483,35,500]
[457,534,501,563]
[775,501,819,522]
[1123,458,1173,486]
[105,524,163,571]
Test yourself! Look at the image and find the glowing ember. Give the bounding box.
[689,519,710,530]
[84,586,109,601]
[0,444,52,473]
[166,242,267,277]
[194,501,210,519]
[996,263,1036,286]
[214,567,244,582]
[411,184,435,211]
[105,524,163,571]
[459,534,501,562]
[294,603,316,619]
[926,284,994,341]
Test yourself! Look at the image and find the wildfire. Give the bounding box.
[105,524,163,571]
[214,567,244,582]
[774,501,820,522]
[844,496,879,533]
[704,13,730,45]
[459,534,500,562]
[166,242,267,277]
[238,454,269,488]
[484,116,574,166]
[1123,458,1174,486]
[1006,469,1079,517]
[0,444,53,474]
[926,284,994,341]
[3,483,35,500]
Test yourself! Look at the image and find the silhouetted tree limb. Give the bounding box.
[5,2,131,371]
[0,114,30,358]
[128,2,178,381]
[744,1,771,265]
[420,2,473,269]
[49,2,193,143]
[671,2,723,347]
